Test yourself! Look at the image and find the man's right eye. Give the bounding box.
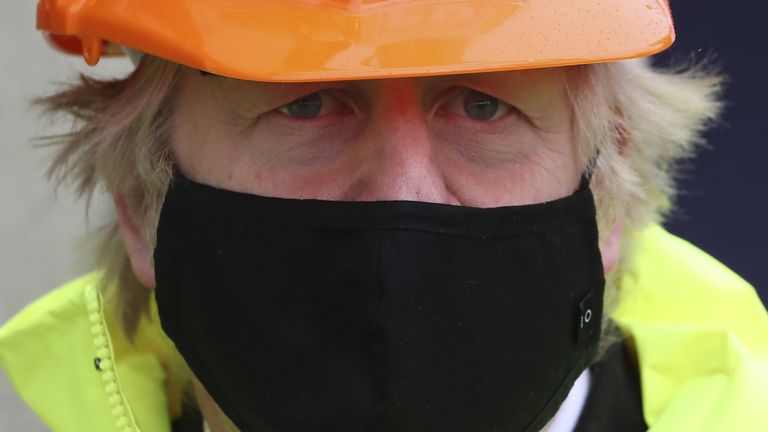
[277,92,323,119]
[276,91,354,120]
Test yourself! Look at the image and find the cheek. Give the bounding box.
[171,88,363,197]
[171,87,238,182]
[173,122,238,179]
[248,114,361,166]
[436,129,582,206]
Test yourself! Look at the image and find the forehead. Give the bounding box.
[191,66,568,86]
[177,67,572,106]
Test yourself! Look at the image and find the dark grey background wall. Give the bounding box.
[656,3,767,303]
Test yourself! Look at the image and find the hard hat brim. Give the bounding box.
[38,0,675,82]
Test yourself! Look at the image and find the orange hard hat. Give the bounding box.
[37,0,674,82]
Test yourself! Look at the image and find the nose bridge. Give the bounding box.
[356,80,450,203]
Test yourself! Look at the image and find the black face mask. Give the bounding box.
[154,173,605,432]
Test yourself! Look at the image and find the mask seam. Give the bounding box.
[366,230,389,432]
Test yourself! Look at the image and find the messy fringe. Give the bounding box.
[37,56,180,336]
[37,56,723,344]
[565,58,723,347]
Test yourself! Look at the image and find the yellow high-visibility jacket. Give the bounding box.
[1,225,767,431]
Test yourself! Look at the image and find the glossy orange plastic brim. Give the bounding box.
[37,0,675,82]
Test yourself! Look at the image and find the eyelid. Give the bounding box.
[439,87,516,121]
[272,89,357,120]
[276,92,322,117]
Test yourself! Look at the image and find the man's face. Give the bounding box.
[171,68,581,208]
[123,68,592,430]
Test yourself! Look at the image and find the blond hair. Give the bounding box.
[39,56,723,337]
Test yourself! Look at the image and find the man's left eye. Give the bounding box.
[445,89,514,122]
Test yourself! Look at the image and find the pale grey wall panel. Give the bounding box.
[1,2,132,429]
